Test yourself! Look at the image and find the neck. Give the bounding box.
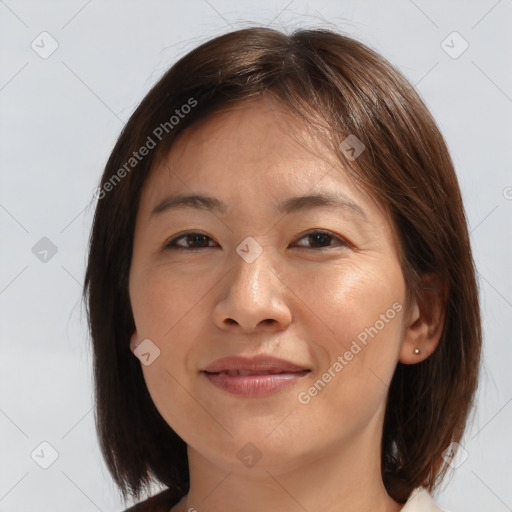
[175,410,403,512]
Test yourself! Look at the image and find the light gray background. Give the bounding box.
[1,1,511,511]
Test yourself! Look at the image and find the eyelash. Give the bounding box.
[163,230,350,252]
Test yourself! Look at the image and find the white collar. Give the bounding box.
[401,488,444,512]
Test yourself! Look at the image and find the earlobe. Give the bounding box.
[399,275,446,365]
[130,331,140,353]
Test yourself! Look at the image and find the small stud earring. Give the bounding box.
[413,348,421,355]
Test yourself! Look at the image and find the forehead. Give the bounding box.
[140,96,389,226]
[161,97,330,177]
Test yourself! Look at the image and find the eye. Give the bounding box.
[163,230,349,252]
[292,230,349,250]
[164,232,217,251]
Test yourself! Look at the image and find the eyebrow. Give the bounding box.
[150,192,368,221]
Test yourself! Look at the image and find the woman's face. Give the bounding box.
[128,96,413,474]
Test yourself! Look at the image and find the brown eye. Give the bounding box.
[164,232,216,251]
[163,229,348,252]
[293,230,348,250]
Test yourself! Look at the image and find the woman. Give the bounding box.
[83,26,481,511]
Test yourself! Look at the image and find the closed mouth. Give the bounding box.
[204,369,310,376]
[202,355,311,375]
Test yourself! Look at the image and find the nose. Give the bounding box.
[212,249,292,333]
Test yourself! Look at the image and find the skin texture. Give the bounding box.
[128,95,444,512]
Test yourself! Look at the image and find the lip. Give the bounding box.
[201,355,311,397]
[202,355,309,374]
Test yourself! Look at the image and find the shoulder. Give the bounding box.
[122,488,179,512]
[401,488,445,512]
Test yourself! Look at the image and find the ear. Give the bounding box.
[130,331,140,353]
[399,273,447,365]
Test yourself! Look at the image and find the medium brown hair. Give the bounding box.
[83,26,481,505]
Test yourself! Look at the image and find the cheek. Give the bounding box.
[130,265,207,344]
[288,259,406,402]
[130,266,215,431]
[284,256,405,344]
